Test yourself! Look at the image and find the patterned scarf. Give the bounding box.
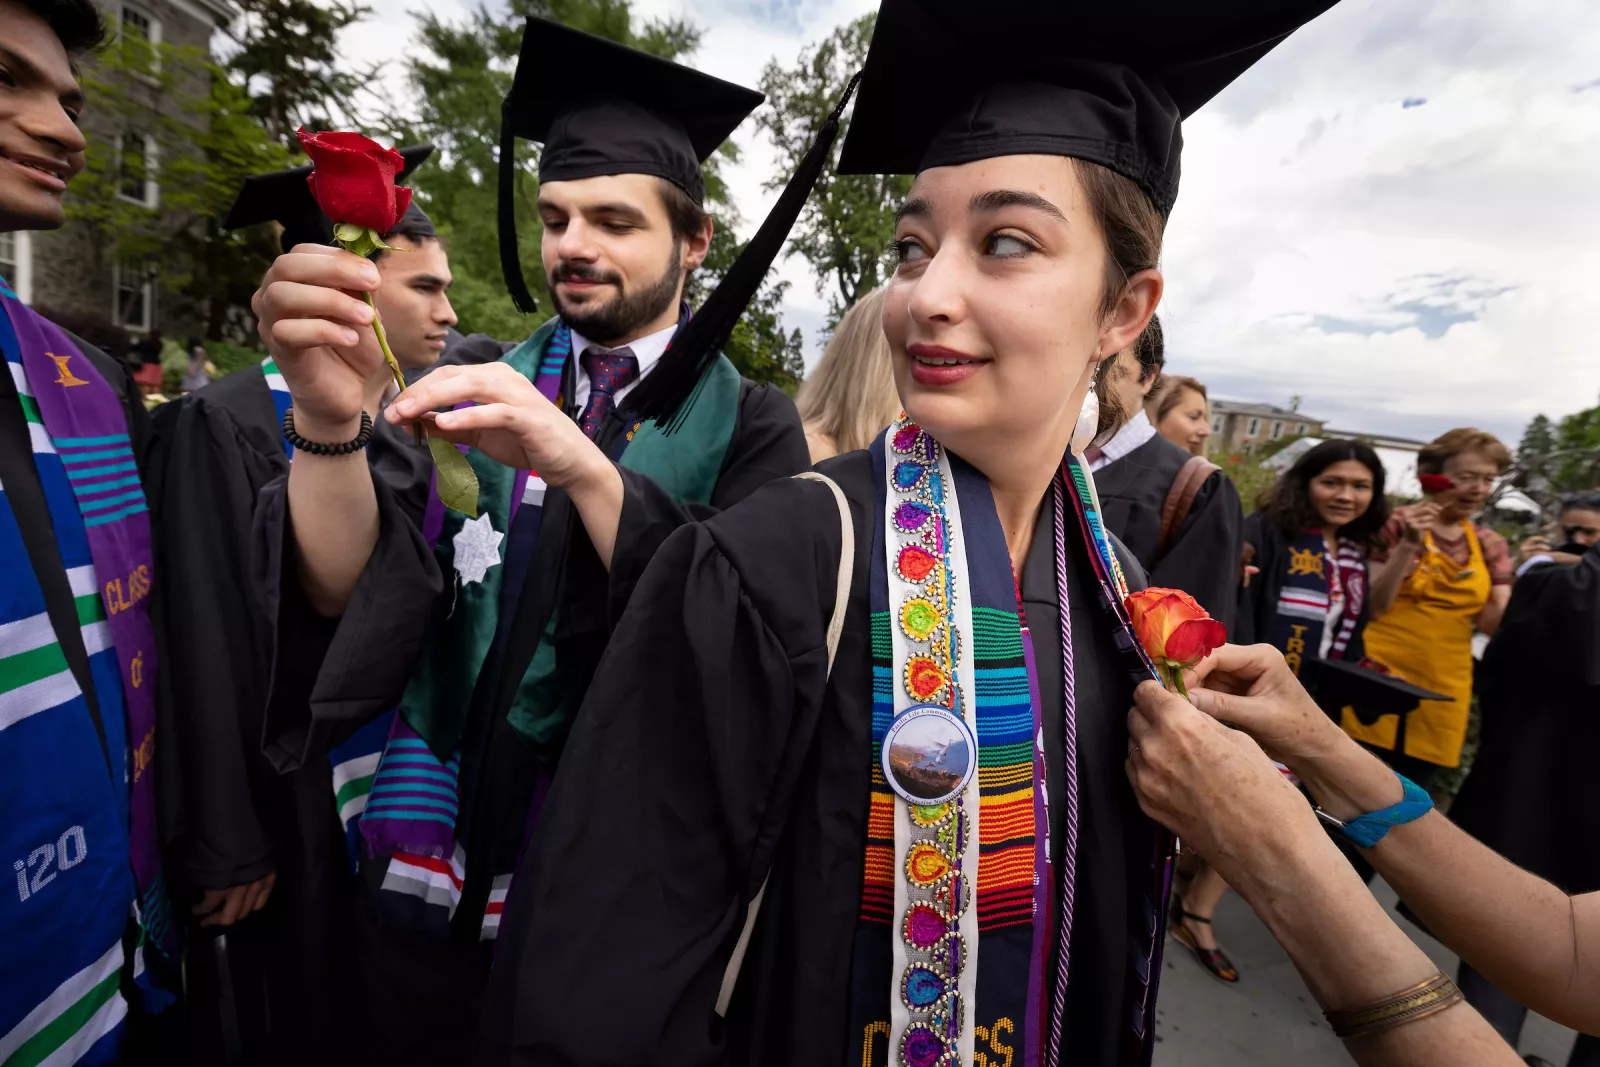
[848,421,1169,1067]
[0,284,175,1063]
[1269,531,1366,674]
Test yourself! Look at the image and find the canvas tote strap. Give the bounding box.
[715,471,854,1017]
[1156,455,1220,561]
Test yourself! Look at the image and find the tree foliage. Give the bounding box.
[225,0,377,146]
[756,13,906,323]
[1512,400,1600,503]
[387,0,801,386]
[69,35,289,338]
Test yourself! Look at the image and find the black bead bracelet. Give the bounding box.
[282,407,374,455]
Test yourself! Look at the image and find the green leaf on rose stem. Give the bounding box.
[331,224,397,259]
[428,435,480,518]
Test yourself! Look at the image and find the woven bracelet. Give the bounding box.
[282,408,374,456]
[1324,972,1465,1040]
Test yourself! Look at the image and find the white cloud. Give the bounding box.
[343,0,1600,442]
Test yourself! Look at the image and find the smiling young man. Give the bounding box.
[242,18,817,1062]
[0,0,182,1061]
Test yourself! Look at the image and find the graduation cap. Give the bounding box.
[496,18,763,317]
[836,0,1341,215]
[498,17,861,426]
[223,144,435,253]
[1300,658,1449,727]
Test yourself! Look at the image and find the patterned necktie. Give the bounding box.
[577,345,640,439]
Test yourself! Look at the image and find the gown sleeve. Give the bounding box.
[607,380,809,621]
[1148,470,1244,633]
[253,424,442,773]
[477,475,842,1066]
[152,397,280,890]
[1494,546,1600,686]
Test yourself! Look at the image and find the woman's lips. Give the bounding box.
[907,343,987,387]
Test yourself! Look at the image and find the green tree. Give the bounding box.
[226,0,377,147]
[389,0,802,386]
[1552,397,1600,491]
[69,37,289,338]
[756,14,907,323]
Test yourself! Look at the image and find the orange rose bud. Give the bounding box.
[1124,587,1227,670]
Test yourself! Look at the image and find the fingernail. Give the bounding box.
[341,329,359,345]
[360,265,379,285]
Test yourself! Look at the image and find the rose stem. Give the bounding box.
[362,290,423,446]
[1163,664,1189,700]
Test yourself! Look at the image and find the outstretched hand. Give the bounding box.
[251,245,386,439]
[1125,681,1322,878]
[386,363,607,491]
[1180,643,1344,771]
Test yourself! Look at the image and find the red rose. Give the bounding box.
[297,128,413,233]
[1418,473,1456,495]
[1124,587,1228,670]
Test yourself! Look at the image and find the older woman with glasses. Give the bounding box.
[1348,428,1515,791]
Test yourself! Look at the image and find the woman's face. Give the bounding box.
[1309,459,1376,531]
[1157,388,1212,456]
[1439,450,1500,517]
[882,155,1159,476]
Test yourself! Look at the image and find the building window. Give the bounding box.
[1296,422,1307,435]
[115,259,153,331]
[118,132,157,206]
[119,5,161,72]
[0,232,30,303]
[1246,417,1260,436]
[1271,420,1285,439]
[1211,415,1223,434]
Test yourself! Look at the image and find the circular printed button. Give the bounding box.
[882,704,977,805]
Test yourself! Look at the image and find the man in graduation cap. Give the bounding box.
[144,146,511,1063]
[472,1,1345,1064]
[0,0,184,1060]
[246,17,817,1061]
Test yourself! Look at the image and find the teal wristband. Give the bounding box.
[1315,773,1433,848]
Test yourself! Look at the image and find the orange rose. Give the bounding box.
[1124,588,1227,679]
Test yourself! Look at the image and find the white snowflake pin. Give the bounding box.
[452,512,504,585]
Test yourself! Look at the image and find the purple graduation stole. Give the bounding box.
[0,289,177,968]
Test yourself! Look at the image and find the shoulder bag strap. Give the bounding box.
[715,471,854,1017]
[1156,455,1221,562]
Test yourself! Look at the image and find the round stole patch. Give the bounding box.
[881,704,977,806]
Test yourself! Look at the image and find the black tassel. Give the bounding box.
[628,70,865,430]
[499,103,538,315]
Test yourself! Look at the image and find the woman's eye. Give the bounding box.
[986,233,1034,258]
[893,238,927,265]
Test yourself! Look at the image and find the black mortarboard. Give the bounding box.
[497,18,764,314]
[836,0,1340,215]
[224,144,435,253]
[1301,658,1449,727]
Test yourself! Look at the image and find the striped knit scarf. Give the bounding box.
[1269,531,1365,675]
[0,284,175,1066]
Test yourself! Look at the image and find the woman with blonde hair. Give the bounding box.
[1149,373,1213,456]
[796,286,899,461]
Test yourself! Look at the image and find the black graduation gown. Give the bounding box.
[1095,434,1243,633]
[1234,511,1369,662]
[476,448,1166,1067]
[145,363,432,1065]
[252,364,808,1063]
[1449,547,1600,894]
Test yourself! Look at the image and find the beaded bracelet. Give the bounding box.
[1324,972,1464,1039]
[282,408,374,456]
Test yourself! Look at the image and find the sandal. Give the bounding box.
[1169,902,1240,984]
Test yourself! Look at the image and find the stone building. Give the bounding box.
[5,0,234,347]
[1207,399,1328,455]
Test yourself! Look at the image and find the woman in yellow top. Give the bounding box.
[1345,428,1514,790]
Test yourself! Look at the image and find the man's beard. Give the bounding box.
[548,244,684,344]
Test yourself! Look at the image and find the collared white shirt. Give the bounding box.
[1088,409,1158,473]
[569,320,677,413]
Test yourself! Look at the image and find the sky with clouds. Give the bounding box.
[344,0,1600,446]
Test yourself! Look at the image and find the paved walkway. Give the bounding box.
[1154,879,1579,1065]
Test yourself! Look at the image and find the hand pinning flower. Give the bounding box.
[297,127,479,517]
[1124,587,1228,695]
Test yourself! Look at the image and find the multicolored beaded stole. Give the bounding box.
[852,419,1049,1066]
